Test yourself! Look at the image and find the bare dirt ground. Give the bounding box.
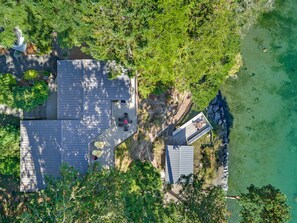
[116,89,193,169]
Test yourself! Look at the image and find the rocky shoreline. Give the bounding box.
[207,91,230,192]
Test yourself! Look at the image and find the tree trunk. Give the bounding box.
[225,195,240,200]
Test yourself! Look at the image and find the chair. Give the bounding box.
[119,123,123,127]
[124,112,128,118]
[118,117,124,122]
[129,120,133,124]
[124,126,128,131]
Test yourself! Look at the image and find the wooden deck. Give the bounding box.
[89,77,137,168]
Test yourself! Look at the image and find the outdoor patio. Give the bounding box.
[89,77,137,168]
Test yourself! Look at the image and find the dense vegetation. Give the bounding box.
[0,0,274,109]
[0,1,286,222]
[1,161,226,222]
[0,73,49,111]
[0,125,19,177]
[238,184,290,223]
[0,161,290,222]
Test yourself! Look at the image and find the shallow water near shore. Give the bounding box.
[221,1,297,222]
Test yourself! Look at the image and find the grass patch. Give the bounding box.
[191,131,221,186]
[115,142,132,172]
[152,137,165,169]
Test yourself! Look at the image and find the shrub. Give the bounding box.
[13,81,49,111]
[0,73,49,111]
[24,70,39,80]
[0,73,17,89]
[0,125,20,177]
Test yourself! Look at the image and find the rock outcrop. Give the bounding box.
[207,91,229,192]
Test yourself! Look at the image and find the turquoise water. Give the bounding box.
[221,1,297,222]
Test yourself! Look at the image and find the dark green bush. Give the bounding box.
[23,70,39,80]
[0,125,20,177]
[0,73,49,111]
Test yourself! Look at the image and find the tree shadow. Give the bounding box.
[220,92,234,139]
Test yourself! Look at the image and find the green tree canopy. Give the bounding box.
[238,184,290,223]
[20,161,177,222]
[80,0,240,108]
[0,125,20,176]
[177,174,228,223]
[0,73,49,111]
[0,0,274,109]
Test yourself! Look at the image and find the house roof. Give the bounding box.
[20,60,131,192]
[20,120,62,191]
[165,145,194,184]
[170,112,212,145]
[57,60,130,120]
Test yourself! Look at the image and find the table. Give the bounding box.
[118,113,132,131]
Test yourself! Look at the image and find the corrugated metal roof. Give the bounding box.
[20,60,132,191]
[165,145,194,184]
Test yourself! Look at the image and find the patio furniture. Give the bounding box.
[92,149,103,158]
[129,120,133,124]
[195,121,206,130]
[118,113,131,131]
[94,141,105,149]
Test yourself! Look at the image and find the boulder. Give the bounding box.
[214,112,221,123]
[213,105,220,112]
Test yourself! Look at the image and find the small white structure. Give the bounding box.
[172,112,212,145]
[12,27,27,52]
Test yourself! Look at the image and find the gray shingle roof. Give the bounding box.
[61,120,101,174]
[20,120,62,191]
[57,60,83,119]
[20,60,132,192]
[165,145,194,184]
[57,60,130,120]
